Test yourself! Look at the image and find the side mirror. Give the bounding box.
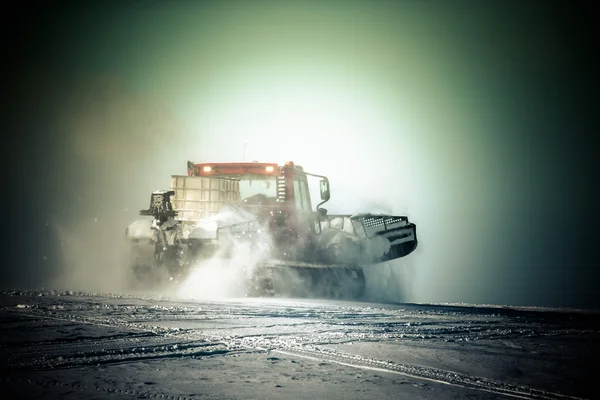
[319,179,330,201]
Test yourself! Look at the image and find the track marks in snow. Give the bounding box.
[0,376,207,400]
[1,290,597,399]
[271,347,584,400]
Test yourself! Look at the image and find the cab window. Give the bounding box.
[294,179,312,211]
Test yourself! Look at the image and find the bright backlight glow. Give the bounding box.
[190,74,408,177]
[203,166,212,172]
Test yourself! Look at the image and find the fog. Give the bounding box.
[4,1,596,308]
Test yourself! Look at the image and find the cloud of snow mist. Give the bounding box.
[363,259,417,304]
[49,218,130,293]
[48,75,189,293]
[177,232,273,300]
[29,1,540,306]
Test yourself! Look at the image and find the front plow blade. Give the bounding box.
[351,214,418,262]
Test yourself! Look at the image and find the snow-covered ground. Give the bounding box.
[1,289,597,399]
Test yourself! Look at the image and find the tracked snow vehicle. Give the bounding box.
[125,161,417,298]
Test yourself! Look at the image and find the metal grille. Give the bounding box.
[276,168,286,202]
[362,216,404,228]
[351,214,408,238]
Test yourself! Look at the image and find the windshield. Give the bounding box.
[237,175,277,205]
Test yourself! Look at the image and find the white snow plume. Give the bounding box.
[176,228,273,300]
[363,258,416,304]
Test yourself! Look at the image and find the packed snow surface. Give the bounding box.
[0,289,598,399]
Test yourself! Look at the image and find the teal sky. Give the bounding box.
[5,1,596,307]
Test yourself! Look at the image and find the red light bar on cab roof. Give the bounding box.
[188,162,280,177]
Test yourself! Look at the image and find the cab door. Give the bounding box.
[293,177,319,244]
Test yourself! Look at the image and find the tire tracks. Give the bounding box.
[1,296,591,400]
[270,346,584,400]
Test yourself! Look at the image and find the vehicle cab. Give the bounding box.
[183,161,330,259]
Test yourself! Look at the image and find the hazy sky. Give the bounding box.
[4,1,597,308]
